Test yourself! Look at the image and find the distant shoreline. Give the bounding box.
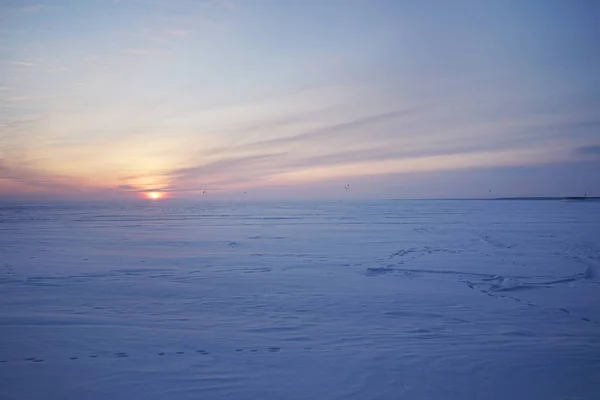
[491,197,600,201]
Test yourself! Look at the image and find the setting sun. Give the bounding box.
[146,192,163,200]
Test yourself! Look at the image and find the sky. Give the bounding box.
[0,0,599,201]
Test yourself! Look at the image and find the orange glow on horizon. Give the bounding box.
[145,191,164,200]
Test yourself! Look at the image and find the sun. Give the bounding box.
[145,191,163,200]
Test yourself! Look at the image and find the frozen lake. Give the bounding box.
[1,200,599,399]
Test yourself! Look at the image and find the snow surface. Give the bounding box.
[1,200,599,399]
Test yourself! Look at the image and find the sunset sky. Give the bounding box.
[1,0,598,200]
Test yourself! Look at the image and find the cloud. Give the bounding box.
[117,184,137,191]
[215,0,237,11]
[163,102,584,191]
[266,108,418,144]
[574,145,600,157]
[207,105,430,158]
[0,159,86,192]
[2,96,29,102]
[116,183,212,193]
[121,48,162,56]
[22,5,46,13]
[159,0,238,10]
[45,66,69,73]
[0,114,42,136]
[169,153,285,184]
[164,29,191,37]
[9,61,34,67]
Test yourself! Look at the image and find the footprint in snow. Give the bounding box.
[2,346,292,364]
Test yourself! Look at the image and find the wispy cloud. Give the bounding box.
[215,0,238,11]
[164,29,191,37]
[9,61,34,67]
[121,48,163,56]
[117,184,136,191]
[135,27,197,46]
[2,96,29,102]
[45,66,69,73]
[165,137,558,191]
[575,145,600,157]
[169,153,286,184]
[158,99,593,192]
[0,159,89,192]
[22,5,46,13]
[207,105,432,157]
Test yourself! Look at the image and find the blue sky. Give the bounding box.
[0,0,598,200]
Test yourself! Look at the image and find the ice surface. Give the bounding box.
[1,200,599,399]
